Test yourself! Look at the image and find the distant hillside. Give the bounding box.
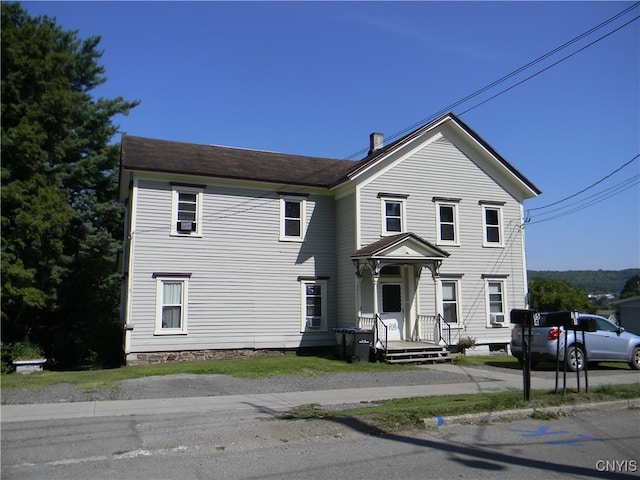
[527,269,640,295]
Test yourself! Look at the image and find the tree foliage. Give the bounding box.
[1,2,139,367]
[619,275,640,299]
[528,269,640,295]
[528,277,595,313]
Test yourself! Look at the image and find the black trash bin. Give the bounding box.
[351,329,374,363]
[332,328,347,360]
[342,328,358,362]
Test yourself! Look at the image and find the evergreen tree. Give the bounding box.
[619,275,640,299]
[1,2,139,367]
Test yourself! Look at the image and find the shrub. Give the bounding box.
[457,336,477,354]
[12,341,45,361]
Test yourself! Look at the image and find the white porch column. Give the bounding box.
[372,274,380,318]
[407,265,417,340]
[413,265,422,341]
[433,273,443,344]
[355,274,362,322]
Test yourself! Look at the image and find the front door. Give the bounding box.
[381,282,403,340]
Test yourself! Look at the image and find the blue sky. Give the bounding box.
[23,1,640,271]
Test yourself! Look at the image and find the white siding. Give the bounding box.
[335,192,357,327]
[358,135,528,345]
[127,176,336,353]
[124,120,535,355]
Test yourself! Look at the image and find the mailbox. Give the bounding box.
[510,309,539,326]
[545,311,577,328]
[566,317,597,332]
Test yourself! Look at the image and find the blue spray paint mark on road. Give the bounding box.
[509,425,604,447]
[508,426,569,437]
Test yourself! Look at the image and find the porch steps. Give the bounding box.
[381,342,459,364]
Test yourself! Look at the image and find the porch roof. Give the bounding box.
[351,232,450,263]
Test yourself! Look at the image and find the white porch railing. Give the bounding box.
[415,314,464,346]
[358,315,375,331]
[359,314,464,348]
[358,314,388,352]
[415,314,438,342]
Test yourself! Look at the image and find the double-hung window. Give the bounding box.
[379,194,407,235]
[441,280,460,324]
[154,273,190,335]
[480,202,504,247]
[484,277,507,326]
[434,198,460,245]
[280,195,306,241]
[300,278,327,331]
[171,184,203,236]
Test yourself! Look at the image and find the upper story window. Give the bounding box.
[171,184,203,236]
[280,194,306,241]
[434,198,461,245]
[378,193,408,236]
[480,202,504,247]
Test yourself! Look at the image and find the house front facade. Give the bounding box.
[118,113,541,365]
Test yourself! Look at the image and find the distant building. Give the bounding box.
[612,296,640,335]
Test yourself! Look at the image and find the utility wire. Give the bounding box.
[531,174,640,218]
[458,15,639,117]
[528,154,639,212]
[344,2,640,160]
[131,4,639,235]
[525,176,639,226]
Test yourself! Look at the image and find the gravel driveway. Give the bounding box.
[2,367,488,405]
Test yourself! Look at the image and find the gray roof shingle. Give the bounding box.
[121,135,358,188]
[120,113,540,195]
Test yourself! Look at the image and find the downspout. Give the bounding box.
[123,177,138,361]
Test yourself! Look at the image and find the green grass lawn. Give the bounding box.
[0,351,415,391]
[286,383,640,432]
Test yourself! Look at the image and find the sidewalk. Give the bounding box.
[2,364,639,424]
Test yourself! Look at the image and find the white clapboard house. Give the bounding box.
[118,113,541,365]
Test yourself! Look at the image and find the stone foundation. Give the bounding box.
[126,348,312,366]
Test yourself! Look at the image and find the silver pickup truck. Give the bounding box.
[510,311,640,371]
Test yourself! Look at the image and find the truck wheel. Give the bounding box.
[566,345,585,372]
[630,347,640,370]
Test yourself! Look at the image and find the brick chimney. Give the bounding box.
[369,132,384,155]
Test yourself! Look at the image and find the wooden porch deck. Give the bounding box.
[380,340,459,364]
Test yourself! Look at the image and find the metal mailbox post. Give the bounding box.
[510,309,539,401]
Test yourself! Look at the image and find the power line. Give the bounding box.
[531,174,640,219]
[345,2,640,160]
[528,154,639,212]
[458,15,640,117]
[132,4,639,236]
[525,175,639,226]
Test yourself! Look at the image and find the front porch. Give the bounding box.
[358,314,462,364]
[350,233,462,363]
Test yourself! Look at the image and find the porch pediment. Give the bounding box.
[352,233,449,263]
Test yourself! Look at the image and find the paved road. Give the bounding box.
[2,363,638,480]
[2,402,638,479]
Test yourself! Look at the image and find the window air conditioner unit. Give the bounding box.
[490,314,506,325]
[177,221,195,232]
[309,317,322,328]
